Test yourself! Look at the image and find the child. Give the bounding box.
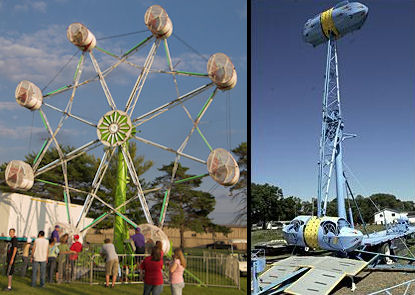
[21,237,32,277]
[169,248,186,295]
[47,238,60,283]
[69,234,82,280]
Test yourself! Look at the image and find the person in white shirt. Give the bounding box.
[31,231,49,287]
[100,238,119,288]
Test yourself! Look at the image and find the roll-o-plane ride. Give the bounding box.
[282,1,415,255]
[303,1,368,47]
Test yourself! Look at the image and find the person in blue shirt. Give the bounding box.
[130,227,145,254]
[51,225,60,242]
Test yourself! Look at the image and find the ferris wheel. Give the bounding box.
[4,5,240,253]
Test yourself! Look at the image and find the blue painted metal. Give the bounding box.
[356,243,415,271]
[335,143,346,219]
[317,37,346,219]
[362,218,415,247]
[282,5,368,253]
[251,249,266,294]
[283,1,415,258]
[282,215,311,248]
[283,216,363,252]
[282,34,365,253]
[283,213,415,252]
[303,1,369,47]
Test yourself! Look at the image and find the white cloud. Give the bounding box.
[0,102,20,111]
[0,25,76,86]
[14,1,47,13]
[0,121,81,140]
[0,123,45,140]
[32,1,46,12]
[0,25,225,95]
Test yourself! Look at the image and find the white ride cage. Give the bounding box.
[67,23,96,51]
[15,80,43,110]
[5,160,34,191]
[207,53,237,90]
[138,223,170,254]
[144,5,173,39]
[207,148,240,186]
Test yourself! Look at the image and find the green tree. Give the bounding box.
[150,162,228,248]
[280,196,302,220]
[251,183,283,228]
[301,199,316,215]
[229,142,247,224]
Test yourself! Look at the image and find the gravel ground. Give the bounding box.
[333,271,415,294]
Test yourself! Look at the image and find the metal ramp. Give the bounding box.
[286,268,345,295]
[256,256,367,295]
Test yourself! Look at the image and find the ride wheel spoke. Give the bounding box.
[132,83,214,127]
[124,39,160,116]
[38,109,73,223]
[89,51,117,110]
[120,144,153,224]
[33,53,86,171]
[35,139,102,177]
[75,148,116,228]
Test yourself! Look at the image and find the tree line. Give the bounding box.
[0,141,247,248]
[252,182,415,228]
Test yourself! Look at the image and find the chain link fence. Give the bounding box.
[88,253,240,289]
[1,241,240,289]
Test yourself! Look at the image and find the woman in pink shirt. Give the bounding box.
[169,248,186,295]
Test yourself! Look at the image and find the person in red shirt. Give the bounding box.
[69,235,82,281]
[140,246,164,295]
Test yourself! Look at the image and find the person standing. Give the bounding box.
[140,246,164,295]
[21,238,32,277]
[131,227,145,254]
[69,234,82,280]
[57,234,74,283]
[50,225,60,242]
[100,238,118,288]
[47,238,60,283]
[4,228,18,291]
[155,241,164,256]
[169,248,186,295]
[31,231,49,287]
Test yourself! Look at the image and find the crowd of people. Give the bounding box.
[5,225,82,290]
[4,226,187,295]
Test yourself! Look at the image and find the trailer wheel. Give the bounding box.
[380,243,393,265]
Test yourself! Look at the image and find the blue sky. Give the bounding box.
[252,0,415,202]
[0,0,247,224]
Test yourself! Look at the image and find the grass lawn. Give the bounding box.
[251,230,284,248]
[0,276,247,295]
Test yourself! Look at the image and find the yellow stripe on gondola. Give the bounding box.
[304,216,321,249]
[321,8,339,38]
